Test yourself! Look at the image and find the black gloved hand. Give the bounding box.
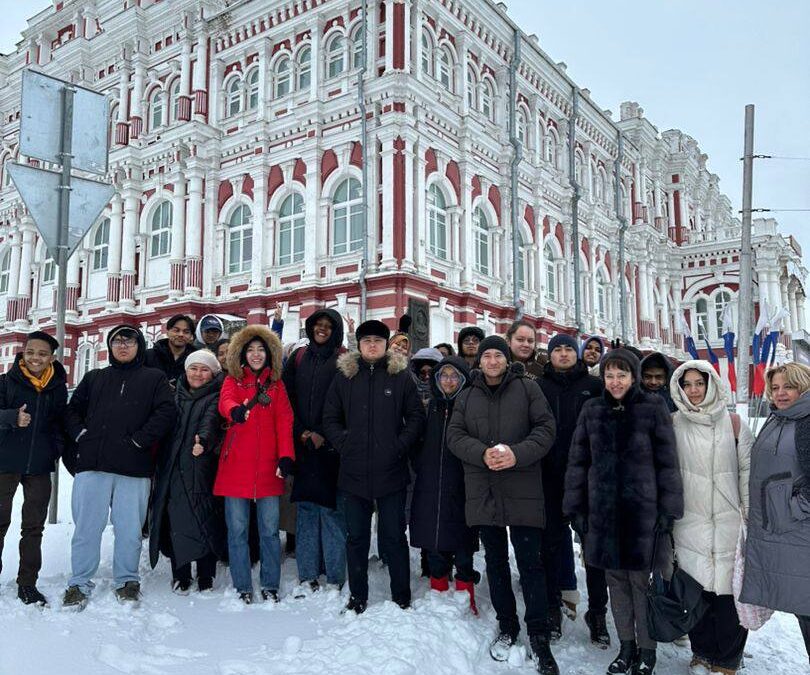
[277,456,295,479]
[230,405,249,424]
[570,514,588,538]
[654,513,675,535]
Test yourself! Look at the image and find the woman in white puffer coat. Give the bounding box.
[670,360,753,675]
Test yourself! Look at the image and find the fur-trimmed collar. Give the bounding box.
[226,325,283,381]
[336,350,408,379]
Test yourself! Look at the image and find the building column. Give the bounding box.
[251,165,269,291]
[14,222,35,327]
[178,36,193,121]
[303,152,321,282]
[193,33,209,121]
[202,173,218,297]
[413,140,427,271]
[789,285,800,334]
[459,164,474,289]
[115,54,131,146]
[380,137,396,270]
[169,172,187,297]
[130,55,146,139]
[185,170,204,295]
[402,136,416,271]
[66,252,80,319]
[797,294,806,331]
[120,186,139,308]
[308,16,323,102]
[412,0,423,81]
[257,40,270,121]
[384,0,395,72]
[106,192,123,308]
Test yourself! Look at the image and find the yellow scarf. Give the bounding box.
[19,360,54,393]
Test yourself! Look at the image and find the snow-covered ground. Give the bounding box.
[1,466,806,675]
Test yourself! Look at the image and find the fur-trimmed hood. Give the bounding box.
[336,350,409,379]
[226,325,283,381]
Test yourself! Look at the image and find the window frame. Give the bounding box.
[472,207,490,275]
[326,34,346,79]
[149,88,164,131]
[91,218,110,271]
[426,184,448,260]
[226,76,242,117]
[297,46,312,90]
[149,201,172,259]
[277,193,306,266]
[274,56,291,99]
[332,177,363,256]
[246,68,260,110]
[227,204,253,275]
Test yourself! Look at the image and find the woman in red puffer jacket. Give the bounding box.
[214,325,294,604]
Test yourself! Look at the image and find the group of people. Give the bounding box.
[0,311,809,675]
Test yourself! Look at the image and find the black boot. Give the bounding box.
[547,605,563,643]
[585,610,611,649]
[607,640,637,675]
[529,634,560,675]
[632,648,656,675]
[18,585,47,606]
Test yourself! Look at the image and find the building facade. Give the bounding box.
[0,0,805,385]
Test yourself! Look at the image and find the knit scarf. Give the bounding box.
[19,361,54,393]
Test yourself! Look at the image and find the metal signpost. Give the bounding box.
[8,70,114,523]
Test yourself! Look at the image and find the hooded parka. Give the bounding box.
[144,338,198,388]
[283,308,345,509]
[409,357,477,553]
[64,325,176,478]
[740,392,810,615]
[149,372,227,569]
[0,354,68,476]
[322,350,425,500]
[213,326,295,499]
[670,360,752,594]
[563,348,683,571]
[447,362,556,528]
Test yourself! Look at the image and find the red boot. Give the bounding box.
[430,576,449,592]
[455,579,478,615]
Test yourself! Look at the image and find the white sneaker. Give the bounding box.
[489,632,518,662]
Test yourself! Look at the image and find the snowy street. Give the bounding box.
[0,467,805,675]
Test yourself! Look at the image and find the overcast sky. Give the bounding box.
[2,1,808,263]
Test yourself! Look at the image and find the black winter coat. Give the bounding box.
[538,361,602,521]
[149,373,226,569]
[144,339,198,389]
[322,351,425,499]
[409,357,477,553]
[0,355,68,475]
[64,327,177,478]
[563,385,684,571]
[283,308,345,509]
[447,363,556,528]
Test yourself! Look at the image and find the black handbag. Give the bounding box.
[646,532,709,643]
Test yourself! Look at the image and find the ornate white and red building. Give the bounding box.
[0,0,805,384]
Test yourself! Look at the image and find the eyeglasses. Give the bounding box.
[111,338,137,347]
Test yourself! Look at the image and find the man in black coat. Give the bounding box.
[640,351,677,412]
[457,326,485,369]
[448,336,559,675]
[322,319,424,614]
[538,334,608,646]
[283,308,347,594]
[144,313,198,389]
[62,325,176,609]
[0,331,67,606]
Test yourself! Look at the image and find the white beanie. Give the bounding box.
[185,349,222,375]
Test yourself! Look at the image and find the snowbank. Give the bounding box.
[0,466,805,674]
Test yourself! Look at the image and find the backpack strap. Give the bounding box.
[729,412,741,441]
[294,346,306,368]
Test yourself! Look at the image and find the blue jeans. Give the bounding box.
[68,471,151,594]
[225,497,280,594]
[295,501,346,586]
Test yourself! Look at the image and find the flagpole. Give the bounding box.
[737,104,755,410]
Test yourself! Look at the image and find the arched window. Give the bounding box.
[92,218,110,271]
[421,31,434,77]
[278,193,305,265]
[246,69,260,110]
[149,88,163,130]
[227,205,252,274]
[351,25,364,69]
[77,344,94,382]
[466,69,478,109]
[438,47,453,90]
[596,271,608,319]
[0,249,11,293]
[714,290,732,340]
[170,80,181,122]
[226,77,241,117]
[149,201,172,258]
[427,184,447,259]
[274,57,291,98]
[327,34,345,79]
[473,207,490,275]
[482,80,494,120]
[297,47,311,89]
[695,297,709,341]
[42,258,55,284]
[516,231,527,290]
[332,177,363,255]
[545,129,558,168]
[516,109,528,146]
[544,243,557,301]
